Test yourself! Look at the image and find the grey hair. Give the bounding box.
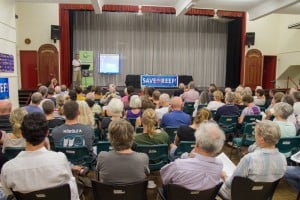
[108,98,124,116]
[255,120,281,145]
[273,102,293,119]
[159,93,170,104]
[225,92,236,103]
[31,92,43,104]
[195,122,225,156]
[129,95,141,108]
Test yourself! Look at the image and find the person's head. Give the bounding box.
[242,94,254,105]
[38,85,48,97]
[141,98,156,110]
[235,85,244,94]
[178,83,185,89]
[170,96,183,110]
[129,95,141,109]
[68,90,77,101]
[188,81,196,89]
[86,92,95,101]
[108,83,116,93]
[61,84,67,92]
[127,86,135,95]
[213,90,224,101]
[144,87,154,97]
[255,89,265,97]
[199,91,209,104]
[281,95,294,106]
[63,100,79,120]
[0,99,12,114]
[75,53,79,59]
[272,92,285,104]
[47,87,55,96]
[242,87,253,97]
[31,92,43,105]
[194,108,212,125]
[56,95,65,106]
[54,86,61,94]
[225,92,236,104]
[273,102,293,120]
[107,98,124,117]
[108,119,134,151]
[208,83,217,93]
[254,120,281,147]
[21,112,49,146]
[224,87,232,94]
[75,86,83,94]
[195,122,225,156]
[159,93,170,106]
[9,108,27,134]
[255,86,263,91]
[152,90,161,101]
[42,100,55,115]
[141,108,157,135]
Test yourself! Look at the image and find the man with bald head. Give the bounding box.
[24,92,44,114]
[160,96,191,127]
[0,99,12,132]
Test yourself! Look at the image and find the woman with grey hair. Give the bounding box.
[273,102,296,137]
[101,98,124,131]
[125,95,142,119]
[96,119,149,184]
[220,120,287,199]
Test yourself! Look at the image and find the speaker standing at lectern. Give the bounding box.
[72,53,81,87]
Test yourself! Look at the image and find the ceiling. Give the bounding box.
[16,0,300,20]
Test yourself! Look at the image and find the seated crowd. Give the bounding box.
[0,80,299,200]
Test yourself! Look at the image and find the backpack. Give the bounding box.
[59,134,85,147]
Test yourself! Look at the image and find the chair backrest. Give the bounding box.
[135,126,144,133]
[164,127,178,144]
[174,141,195,158]
[91,180,147,200]
[135,144,169,171]
[197,104,207,110]
[126,118,136,128]
[55,146,93,166]
[218,115,238,134]
[165,182,223,200]
[183,102,195,115]
[4,147,25,161]
[241,123,256,146]
[13,184,70,200]
[276,136,300,156]
[96,141,113,154]
[243,115,262,124]
[231,176,280,200]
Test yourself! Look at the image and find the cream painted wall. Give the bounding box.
[246,13,300,88]
[16,3,60,86]
[0,0,19,108]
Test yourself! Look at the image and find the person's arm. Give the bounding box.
[160,162,176,185]
[225,155,250,188]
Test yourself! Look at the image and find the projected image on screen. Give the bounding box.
[99,54,120,74]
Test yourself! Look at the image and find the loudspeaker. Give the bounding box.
[246,32,255,47]
[51,25,61,41]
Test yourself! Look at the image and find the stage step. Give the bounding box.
[18,90,34,107]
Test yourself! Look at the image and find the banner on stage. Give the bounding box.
[141,75,178,88]
[0,78,9,99]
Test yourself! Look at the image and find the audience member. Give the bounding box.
[182,81,199,103]
[155,93,171,121]
[160,122,225,190]
[134,109,169,145]
[42,100,64,129]
[192,90,209,117]
[125,95,142,119]
[2,108,27,153]
[46,87,56,106]
[75,86,85,101]
[101,98,124,131]
[96,119,149,184]
[152,90,161,108]
[160,97,191,127]
[173,83,185,97]
[238,95,260,124]
[214,92,240,122]
[265,91,285,120]
[0,99,12,132]
[254,88,265,106]
[0,112,79,200]
[219,120,287,199]
[52,101,95,159]
[24,92,44,114]
[121,85,135,109]
[273,102,296,137]
[241,86,253,97]
[54,94,65,118]
[207,90,225,111]
[77,100,95,128]
[293,91,300,116]
[100,83,120,105]
[208,83,218,101]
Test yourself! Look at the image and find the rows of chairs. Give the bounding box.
[10,176,281,200]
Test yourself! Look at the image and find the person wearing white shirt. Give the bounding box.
[1,112,79,200]
[72,53,81,87]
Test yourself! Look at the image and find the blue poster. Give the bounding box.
[141,75,178,88]
[0,78,9,99]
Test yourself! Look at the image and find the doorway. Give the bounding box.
[262,56,277,90]
[244,49,263,90]
[20,51,38,90]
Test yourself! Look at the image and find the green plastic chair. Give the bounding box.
[96,141,113,154]
[56,146,93,166]
[174,141,195,158]
[135,144,169,171]
[3,147,25,161]
[276,136,300,158]
[183,102,195,116]
[164,127,178,144]
[218,115,238,135]
[135,126,144,133]
[197,104,207,110]
[230,122,256,158]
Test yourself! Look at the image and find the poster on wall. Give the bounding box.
[0,53,14,73]
[79,51,94,87]
[0,78,9,99]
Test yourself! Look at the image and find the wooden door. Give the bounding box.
[38,44,59,85]
[20,51,38,90]
[244,49,263,90]
[263,56,277,90]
